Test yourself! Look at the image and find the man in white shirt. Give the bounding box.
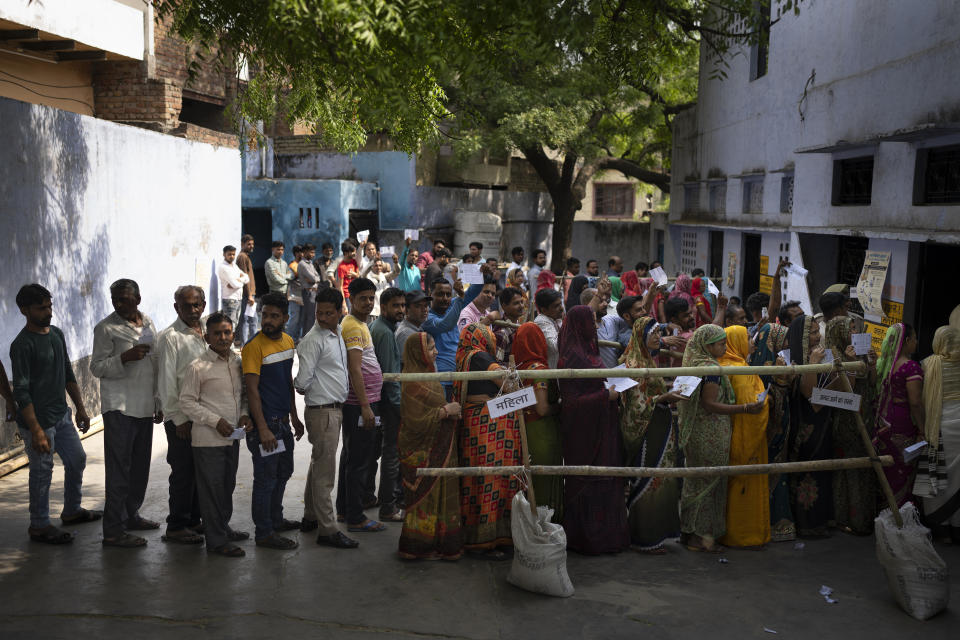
[295,287,358,549]
[533,288,564,369]
[90,279,163,547]
[156,285,209,545]
[528,249,547,288]
[218,245,249,327]
[179,312,252,557]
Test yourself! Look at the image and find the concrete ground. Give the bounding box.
[1,397,958,639]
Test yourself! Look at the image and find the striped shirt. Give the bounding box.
[342,314,382,405]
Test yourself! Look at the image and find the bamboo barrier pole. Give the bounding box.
[385,361,867,382]
[415,455,894,478]
[832,360,904,527]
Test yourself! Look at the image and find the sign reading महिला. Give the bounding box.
[487,386,537,419]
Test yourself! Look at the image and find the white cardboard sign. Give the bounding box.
[810,388,862,412]
[671,376,702,397]
[778,348,791,364]
[356,229,370,244]
[403,228,420,241]
[785,262,808,278]
[459,263,484,285]
[650,267,668,286]
[851,333,871,356]
[707,279,720,296]
[379,245,395,259]
[487,386,537,419]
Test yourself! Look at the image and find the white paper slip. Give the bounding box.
[403,228,420,241]
[904,440,929,463]
[785,262,808,278]
[757,384,771,403]
[459,263,484,285]
[259,438,287,457]
[244,303,257,318]
[777,349,791,364]
[650,266,668,286]
[356,229,370,244]
[229,427,246,440]
[821,348,835,364]
[487,387,537,419]
[671,376,702,397]
[707,279,720,296]
[137,328,154,345]
[605,376,639,394]
[379,245,395,259]
[851,333,871,355]
[810,388,861,412]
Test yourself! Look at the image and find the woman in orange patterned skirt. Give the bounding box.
[455,322,519,560]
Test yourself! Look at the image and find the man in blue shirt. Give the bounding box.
[421,265,491,400]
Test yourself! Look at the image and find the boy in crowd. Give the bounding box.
[12,284,100,544]
[242,292,303,550]
[335,241,360,309]
[179,313,252,557]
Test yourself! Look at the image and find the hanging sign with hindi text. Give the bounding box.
[810,388,862,412]
[487,386,537,419]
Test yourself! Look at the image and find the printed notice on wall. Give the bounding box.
[855,251,890,322]
[727,252,737,288]
[810,388,862,412]
[487,387,537,419]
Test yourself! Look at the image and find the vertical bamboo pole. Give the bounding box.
[509,355,539,518]
[834,361,904,528]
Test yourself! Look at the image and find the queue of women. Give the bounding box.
[394,264,960,560]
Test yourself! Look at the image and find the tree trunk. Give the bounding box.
[550,193,578,274]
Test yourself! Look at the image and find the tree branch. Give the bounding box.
[596,156,671,194]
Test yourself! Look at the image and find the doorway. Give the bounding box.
[349,210,379,247]
[241,207,273,295]
[915,242,960,358]
[709,230,724,281]
[741,233,762,297]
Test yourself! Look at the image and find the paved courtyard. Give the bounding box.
[1,396,958,639]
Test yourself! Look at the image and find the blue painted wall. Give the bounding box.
[242,177,379,254]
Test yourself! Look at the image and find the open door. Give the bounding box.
[241,207,273,295]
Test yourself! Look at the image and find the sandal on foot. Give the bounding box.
[102,533,147,548]
[125,516,160,531]
[227,529,250,542]
[347,519,386,533]
[255,534,298,550]
[209,543,245,557]
[29,525,74,545]
[379,510,405,522]
[162,529,205,545]
[61,508,103,524]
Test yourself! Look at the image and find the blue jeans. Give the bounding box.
[18,410,86,529]
[286,301,303,342]
[246,417,295,539]
[238,297,260,345]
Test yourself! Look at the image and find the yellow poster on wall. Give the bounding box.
[759,274,773,295]
[855,251,891,321]
[760,255,769,275]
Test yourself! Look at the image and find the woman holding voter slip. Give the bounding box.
[787,315,835,539]
[717,325,771,548]
[824,317,879,535]
[455,323,519,559]
[397,333,464,561]
[679,324,765,553]
[875,323,925,508]
[557,306,630,554]
[512,322,564,517]
[619,316,686,553]
[750,323,796,542]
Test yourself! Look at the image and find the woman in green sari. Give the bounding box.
[679,324,765,552]
[619,316,686,553]
[824,316,878,535]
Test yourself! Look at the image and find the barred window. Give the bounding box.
[915,144,960,205]
[832,156,874,205]
[594,183,635,217]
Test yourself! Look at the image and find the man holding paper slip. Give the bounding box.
[179,313,252,557]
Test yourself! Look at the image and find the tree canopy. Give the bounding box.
[158,0,777,268]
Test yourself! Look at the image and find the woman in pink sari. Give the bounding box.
[875,323,925,506]
[621,270,642,297]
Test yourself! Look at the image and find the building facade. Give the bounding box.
[668,0,960,354]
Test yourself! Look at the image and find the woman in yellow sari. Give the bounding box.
[718,325,771,547]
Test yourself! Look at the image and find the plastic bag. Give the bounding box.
[875,502,950,620]
[506,492,574,597]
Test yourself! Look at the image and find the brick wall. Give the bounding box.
[509,157,549,192]
[172,122,239,149]
[92,12,236,132]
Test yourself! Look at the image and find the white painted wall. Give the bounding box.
[0,0,144,60]
[0,97,240,371]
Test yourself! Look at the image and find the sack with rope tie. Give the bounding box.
[507,492,574,597]
[875,502,949,620]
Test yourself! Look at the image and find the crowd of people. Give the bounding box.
[5,233,959,562]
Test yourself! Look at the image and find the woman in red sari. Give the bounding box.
[536,270,557,293]
[691,277,714,327]
[455,323,519,558]
[398,333,465,560]
[621,270,642,297]
[557,306,630,554]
